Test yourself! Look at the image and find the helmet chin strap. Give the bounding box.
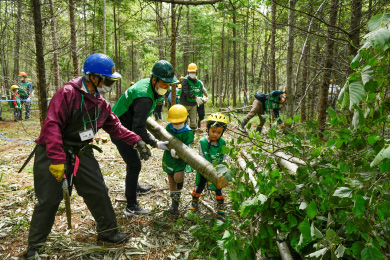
[89,74,102,94]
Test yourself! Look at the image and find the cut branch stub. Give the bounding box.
[146,117,228,189]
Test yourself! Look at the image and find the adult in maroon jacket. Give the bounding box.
[25,54,151,258]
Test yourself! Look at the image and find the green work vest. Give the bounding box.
[18,81,31,97]
[196,137,226,190]
[265,95,280,112]
[162,123,194,174]
[112,78,157,118]
[185,78,203,102]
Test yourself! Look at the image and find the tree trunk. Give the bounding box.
[146,118,228,189]
[318,0,339,133]
[157,2,164,60]
[83,0,88,56]
[286,0,296,118]
[69,0,78,77]
[13,0,22,82]
[232,7,237,107]
[113,0,119,101]
[270,0,276,92]
[103,0,107,54]
[184,6,190,75]
[49,0,60,91]
[348,0,362,73]
[218,5,226,108]
[31,0,48,126]
[170,3,176,106]
[301,40,309,122]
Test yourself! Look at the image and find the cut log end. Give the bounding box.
[216,177,229,189]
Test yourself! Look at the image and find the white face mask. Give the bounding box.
[189,73,197,79]
[99,85,112,94]
[172,123,185,130]
[156,84,168,95]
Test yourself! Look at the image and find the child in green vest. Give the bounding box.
[10,85,22,121]
[162,104,194,214]
[190,112,228,215]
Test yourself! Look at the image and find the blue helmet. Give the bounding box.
[82,53,121,79]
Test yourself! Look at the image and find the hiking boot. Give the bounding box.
[190,190,201,211]
[136,184,152,194]
[24,245,41,259]
[216,195,226,215]
[239,118,248,132]
[168,191,181,214]
[255,126,262,134]
[97,232,130,244]
[124,203,150,216]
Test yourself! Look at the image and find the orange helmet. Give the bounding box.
[187,63,197,72]
[19,72,27,77]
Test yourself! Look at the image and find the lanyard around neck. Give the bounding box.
[80,95,100,130]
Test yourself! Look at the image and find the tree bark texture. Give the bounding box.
[13,0,22,82]
[145,117,228,189]
[31,0,48,126]
[103,0,107,54]
[69,0,79,77]
[49,0,60,91]
[170,3,177,106]
[270,0,276,92]
[348,0,362,73]
[318,0,339,134]
[286,0,296,118]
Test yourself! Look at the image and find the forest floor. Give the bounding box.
[0,105,261,260]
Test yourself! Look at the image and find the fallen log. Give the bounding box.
[145,117,228,189]
[274,151,306,175]
[237,157,258,193]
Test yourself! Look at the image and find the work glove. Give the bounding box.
[26,97,31,102]
[156,141,170,151]
[134,140,151,161]
[49,164,65,181]
[202,97,209,103]
[170,149,179,159]
[196,97,203,106]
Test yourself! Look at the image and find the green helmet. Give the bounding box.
[151,60,179,84]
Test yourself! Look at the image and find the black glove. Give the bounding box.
[134,140,151,161]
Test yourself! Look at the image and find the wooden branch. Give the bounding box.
[148,0,222,5]
[237,157,258,193]
[146,117,228,189]
[276,241,294,260]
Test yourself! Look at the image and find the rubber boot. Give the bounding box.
[239,118,248,132]
[255,126,262,134]
[216,195,225,215]
[168,191,181,214]
[190,189,201,211]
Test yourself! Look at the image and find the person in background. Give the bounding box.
[111,60,178,216]
[196,82,208,129]
[10,85,22,121]
[328,79,340,108]
[25,53,151,258]
[162,104,194,214]
[17,72,33,121]
[179,63,207,132]
[176,76,183,104]
[153,94,164,121]
[239,87,286,134]
[190,113,229,215]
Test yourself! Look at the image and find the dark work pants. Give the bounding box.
[195,174,223,196]
[28,145,118,246]
[197,104,205,128]
[111,138,141,207]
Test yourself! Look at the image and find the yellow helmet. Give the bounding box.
[168,104,188,123]
[11,85,19,90]
[131,81,135,85]
[187,63,197,72]
[206,112,228,131]
[179,76,184,81]
[177,84,182,89]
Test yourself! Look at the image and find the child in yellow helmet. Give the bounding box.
[162,104,194,214]
[10,85,22,121]
[190,112,229,215]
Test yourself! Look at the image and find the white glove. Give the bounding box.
[170,149,179,159]
[196,97,203,106]
[156,141,169,151]
[202,97,209,103]
[26,97,31,102]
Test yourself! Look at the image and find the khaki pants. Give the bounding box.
[184,105,198,129]
[245,99,266,129]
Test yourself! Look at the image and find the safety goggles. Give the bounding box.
[99,75,118,86]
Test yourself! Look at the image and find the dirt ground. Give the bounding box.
[0,107,250,259]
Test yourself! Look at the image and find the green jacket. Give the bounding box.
[162,123,194,174]
[112,78,157,117]
[185,78,203,102]
[196,137,226,190]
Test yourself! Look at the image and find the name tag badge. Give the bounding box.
[79,129,94,141]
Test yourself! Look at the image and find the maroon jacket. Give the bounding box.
[36,77,142,164]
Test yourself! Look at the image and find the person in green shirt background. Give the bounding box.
[162,104,194,214]
[17,71,33,121]
[190,112,229,215]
